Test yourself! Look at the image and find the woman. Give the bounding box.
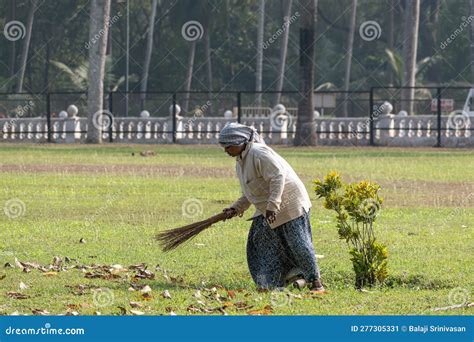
[219,122,324,291]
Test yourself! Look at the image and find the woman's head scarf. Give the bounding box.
[218,123,264,147]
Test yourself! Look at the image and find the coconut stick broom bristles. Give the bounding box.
[155,212,232,252]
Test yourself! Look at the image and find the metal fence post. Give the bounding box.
[237,92,242,123]
[108,91,113,114]
[46,92,52,143]
[369,87,374,146]
[436,87,441,147]
[108,92,113,143]
[172,93,177,143]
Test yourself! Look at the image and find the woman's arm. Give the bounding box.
[224,194,251,218]
[257,151,286,214]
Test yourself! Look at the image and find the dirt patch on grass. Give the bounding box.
[380,180,474,208]
[0,163,234,178]
[301,175,473,207]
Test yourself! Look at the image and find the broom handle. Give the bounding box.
[208,211,231,224]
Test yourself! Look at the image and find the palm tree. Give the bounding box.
[342,0,357,117]
[86,0,111,144]
[51,57,136,92]
[140,0,158,108]
[295,0,317,146]
[255,0,265,107]
[385,49,439,86]
[274,0,293,106]
[400,0,420,115]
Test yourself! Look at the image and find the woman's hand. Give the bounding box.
[265,210,277,224]
[223,207,238,220]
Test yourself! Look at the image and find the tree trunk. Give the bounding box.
[274,0,293,106]
[87,0,111,144]
[255,0,265,106]
[471,0,474,82]
[204,26,213,115]
[16,0,38,93]
[342,0,357,117]
[9,0,16,81]
[140,0,158,109]
[401,0,420,115]
[43,26,51,91]
[388,0,396,86]
[295,0,317,146]
[183,40,196,113]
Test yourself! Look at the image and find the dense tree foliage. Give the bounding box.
[0,0,472,94]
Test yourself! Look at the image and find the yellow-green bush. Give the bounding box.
[314,171,388,288]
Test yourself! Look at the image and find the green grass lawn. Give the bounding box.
[0,144,472,315]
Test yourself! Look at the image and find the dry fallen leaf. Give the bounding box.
[52,256,62,267]
[4,263,13,268]
[42,271,58,277]
[223,302,234,308]
[234,301,253,310]
[0,274,6,280]
[162,290,172,299]
[227,290,236,299]
[310,289,328,295]
[14,258,24,269]
[130,309,145,315]
[19,282,28,290]
[169,311,177,316]
[140,285,152,294]
[79,238,86,244]
[141,293,153,301]
[32,309,50,315]
[130,301,143,308]
[6,292,29,300]
[247,305,273,315]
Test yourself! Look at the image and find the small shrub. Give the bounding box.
[314,171,388,288]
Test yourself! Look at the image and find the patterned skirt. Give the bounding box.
[246,209,321,289]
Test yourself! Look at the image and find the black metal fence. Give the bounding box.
[0,87,473,146]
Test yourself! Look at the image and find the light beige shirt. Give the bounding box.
[230,142,312,228]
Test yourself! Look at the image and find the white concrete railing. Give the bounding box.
[0,115,472,146]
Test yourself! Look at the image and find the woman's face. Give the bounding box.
[224,144,245,157]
